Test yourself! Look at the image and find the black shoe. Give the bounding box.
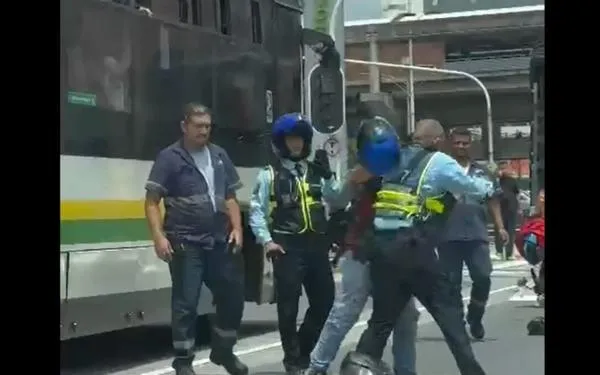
[298,356,310,369]
[469,320,485,340]
[466,307,485,340]
[285,364,305,375]
[174,364,197,375]
[209,351,249,375]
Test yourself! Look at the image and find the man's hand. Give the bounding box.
[496,227,509,244]
[153,235,173,262]
[313,149,333,179]
[264,241,285,260]
[228,228,243,253]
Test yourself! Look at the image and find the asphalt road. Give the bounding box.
[99,261,541,375]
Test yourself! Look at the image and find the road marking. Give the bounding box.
[136,284,518,375]
[509,292,539,302]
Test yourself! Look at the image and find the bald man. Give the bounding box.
[340,119,495,375]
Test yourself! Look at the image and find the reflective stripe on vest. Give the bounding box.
[373,153,447,223]
[266,165,324,234]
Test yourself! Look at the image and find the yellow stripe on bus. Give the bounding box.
[60,200,164,221]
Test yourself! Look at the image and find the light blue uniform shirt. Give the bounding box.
[249,159,344,246]
[374,148,495,231]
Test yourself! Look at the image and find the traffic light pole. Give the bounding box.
[345,58,496,163]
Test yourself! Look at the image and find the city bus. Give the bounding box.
[60,0,346,340]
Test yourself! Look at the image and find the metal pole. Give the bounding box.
[345,58,495,162]
[530,82,539,196]
[366,31,380,93]
[407,37,415,133]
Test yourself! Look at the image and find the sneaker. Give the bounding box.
[490,253,501,261]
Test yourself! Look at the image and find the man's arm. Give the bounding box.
[321,166,373,210]
[249,169,273,246]
[221,151,243,232]
[144,150,172,240]
[431,153,494,199]
[487,197,504,231]
[487,176,505,230]
[321,174,353,210]
[512,178,520,196]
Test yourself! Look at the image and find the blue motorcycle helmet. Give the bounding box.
[356,116,401,176]
[271,113,313,161]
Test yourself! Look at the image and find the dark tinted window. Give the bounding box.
[61,0,278,167]
[251,0,262,44]
[62,0,134,158]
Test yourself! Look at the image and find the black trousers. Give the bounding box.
[438,240,492,321]
[355,230,486,375]
[272,234,335,368]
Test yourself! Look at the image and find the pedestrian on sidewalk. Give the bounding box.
[494,161,520,260]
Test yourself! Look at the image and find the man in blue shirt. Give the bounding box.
[249,113,343,375]
[341,119,492,375]
[438,127,508,341]
[144,103,247,375]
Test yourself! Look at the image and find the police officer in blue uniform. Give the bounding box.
[249,113,341,375]
[144,103,248,375]
[340,119,494,375]
[438,127,507,340]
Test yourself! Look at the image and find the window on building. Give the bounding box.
[251,0,262,43]
[191,0,202,25]
[179,0,189,23]
[500,123,531,140]
[217,0,231,35]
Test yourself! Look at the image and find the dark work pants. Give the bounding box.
[356,231,486,375]
[495,212,517,258]
[273,234,335,368]
[438,241,492,322]
[168,238,245,369]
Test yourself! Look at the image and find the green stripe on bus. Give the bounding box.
[60,219,150,245]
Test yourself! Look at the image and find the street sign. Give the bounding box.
[67,91,97,107]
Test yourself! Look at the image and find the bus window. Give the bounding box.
[62,0,133,159]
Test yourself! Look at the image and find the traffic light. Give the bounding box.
[303,28,344,135]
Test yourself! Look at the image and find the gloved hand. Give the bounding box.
[312,149,333,179]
